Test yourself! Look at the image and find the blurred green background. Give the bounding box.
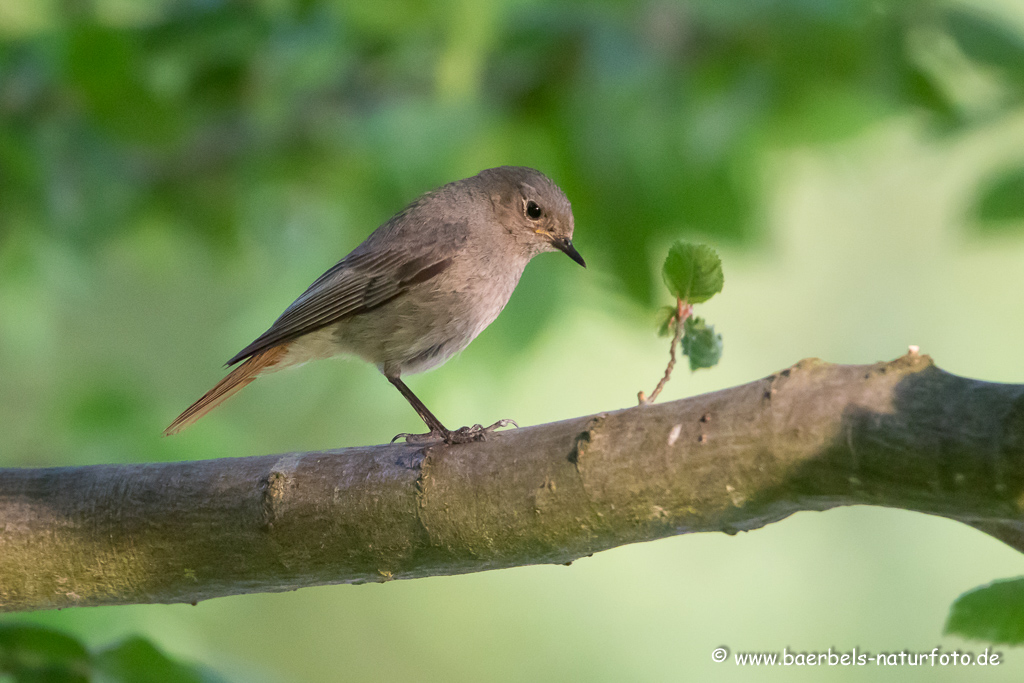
[3,0,1024,680]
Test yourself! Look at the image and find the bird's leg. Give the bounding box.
[387,377,518,444]
[387,376,453,443]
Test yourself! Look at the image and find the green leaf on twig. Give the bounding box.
[662,242,724,304]
[681,317,723,370]
[656,306,677,338]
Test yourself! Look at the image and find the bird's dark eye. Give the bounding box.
[525,200,542,220]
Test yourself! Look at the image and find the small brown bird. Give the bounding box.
[165,166,585,443]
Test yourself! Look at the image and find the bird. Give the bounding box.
[165,166,585,443]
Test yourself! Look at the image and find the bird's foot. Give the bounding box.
[391,430,446,444]
[446,419,518,444]
[391,419,518,445]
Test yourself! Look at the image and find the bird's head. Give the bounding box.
[477,166,585,267]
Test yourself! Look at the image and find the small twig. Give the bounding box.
[639,299,692,404]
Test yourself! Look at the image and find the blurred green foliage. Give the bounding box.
[0,623,225,682]
[2,0,1023,303]
[944,7,1024,86]
[946,577,1024,645]
[974,164,1024,227]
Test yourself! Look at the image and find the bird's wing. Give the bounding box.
[226,249,454,365]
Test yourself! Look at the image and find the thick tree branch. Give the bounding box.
[3,352,1024,612]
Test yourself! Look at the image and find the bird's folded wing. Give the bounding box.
[226,250,454,366]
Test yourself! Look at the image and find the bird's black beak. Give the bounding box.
[554,237,586,268]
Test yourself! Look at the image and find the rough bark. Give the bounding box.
[2,352,1024,612]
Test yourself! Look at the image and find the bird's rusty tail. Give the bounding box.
[164,344,290,436]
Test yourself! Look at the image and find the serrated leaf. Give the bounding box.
[656,306,677,338]
[681,316,723,370]
[946,577,1024,645]
[974,166,1024,225]
[661,242,724,304]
